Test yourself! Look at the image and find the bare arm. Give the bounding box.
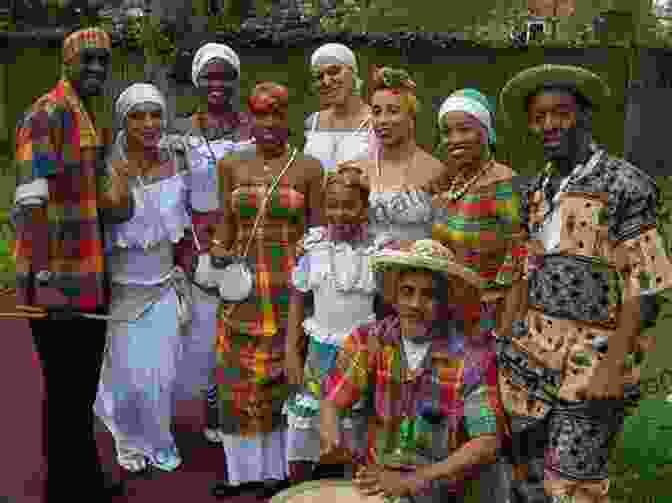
[306,158,324,228]
[415,435,498,483]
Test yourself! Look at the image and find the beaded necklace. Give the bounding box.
[442,159,493,202]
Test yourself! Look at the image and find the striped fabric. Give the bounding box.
[324,315,506,494]
[12,78,125,311]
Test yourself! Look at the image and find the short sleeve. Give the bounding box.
[323,325,372,408]
[463,352,505,439]
[611,165,672,298]
[494,179,527,286]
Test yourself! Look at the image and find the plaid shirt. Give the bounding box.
[324,315,506,483]
[12,79,134,312]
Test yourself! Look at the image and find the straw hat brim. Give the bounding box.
[499,64,611,130]
[370,251,483,289]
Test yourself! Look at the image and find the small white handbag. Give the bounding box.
[206,147,298,303]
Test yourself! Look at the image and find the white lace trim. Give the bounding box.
[292,226,394,293]
[302,313,376,348]
[108,174,192,251]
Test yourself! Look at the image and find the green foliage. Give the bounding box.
[468,5,600,48]
[0,210,15,290]
[319,0,374,33]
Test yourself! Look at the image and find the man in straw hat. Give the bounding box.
[11,27,133,501]
[320,239,507,502]
[497,64,672,502]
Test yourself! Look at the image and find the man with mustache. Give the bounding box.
[11,28,133,501]
[497,64,672,503]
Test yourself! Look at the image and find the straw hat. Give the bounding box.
[370,239,483,288]
[499,64,611,130]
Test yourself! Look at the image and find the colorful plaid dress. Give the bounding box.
[324,314,507,501]
[214,150,323,439]
[429,161,524,335]
[12,79,132,311]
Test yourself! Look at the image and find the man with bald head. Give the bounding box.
[11,27,133,501]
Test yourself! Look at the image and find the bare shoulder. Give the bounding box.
[416,149,445,183]
[480,160,517,187]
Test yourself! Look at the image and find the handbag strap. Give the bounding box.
[239,146,298,258]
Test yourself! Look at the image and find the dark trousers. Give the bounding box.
[29,313,108,500]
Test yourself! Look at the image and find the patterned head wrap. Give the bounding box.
[438,89,496,145]
[63,27,111,64]
[369,66,418,113]
[61,27,111,81]
[247,82,289,115]
[310,43,363,96]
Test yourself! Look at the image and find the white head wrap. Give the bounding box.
[115,83,167,128]
[438,96,495,145]
[112,83,169,163]
[310,43,358,72]
[192,42,241,88]
[310,43,362,96]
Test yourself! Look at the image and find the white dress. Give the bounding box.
[283,227,392,464]
[94,169,193,471]
[303,111,371,174]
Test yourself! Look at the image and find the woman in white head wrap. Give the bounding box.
[304,43,372,174]
[173,42,256,448]
[93,83,194,474]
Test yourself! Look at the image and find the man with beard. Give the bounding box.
[11,27,133,502]
[497,64,672,503]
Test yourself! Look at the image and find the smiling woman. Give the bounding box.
[304,43,372,174]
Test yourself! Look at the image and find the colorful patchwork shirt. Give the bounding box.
[324,314,506,495]
[497,143,672,426]
[11,79,134,311]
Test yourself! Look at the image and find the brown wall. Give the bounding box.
[528,0,576,17]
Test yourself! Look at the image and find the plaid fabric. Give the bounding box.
[12,79,125,311]
[218,177,307,336]
[62,28,111,64]
[214,154,315,435]
[324,315,506,480]
[431,170,525,336]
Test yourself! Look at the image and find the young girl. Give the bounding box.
[284,169,394,485]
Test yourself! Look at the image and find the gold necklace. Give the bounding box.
[444,160,493,202]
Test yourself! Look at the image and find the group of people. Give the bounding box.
[11,26,672,503]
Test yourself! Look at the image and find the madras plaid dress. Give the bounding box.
[215,169,308,437]
[324,315,507,499]
[429,162,526,334]
[12,79,125,311]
